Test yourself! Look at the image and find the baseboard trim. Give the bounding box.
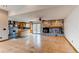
[0,39,10,42]
[64,37,78,53]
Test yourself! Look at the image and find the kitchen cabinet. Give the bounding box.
[42,19,64,36]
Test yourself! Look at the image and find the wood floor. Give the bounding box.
[41,36,76,53]
[0,35,76,53]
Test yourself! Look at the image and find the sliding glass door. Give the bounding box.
[32,23,41,34]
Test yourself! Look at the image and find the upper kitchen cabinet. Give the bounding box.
[42,19,64,28]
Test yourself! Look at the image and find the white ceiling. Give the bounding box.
[0,5,64,22]
[0,5,59,16]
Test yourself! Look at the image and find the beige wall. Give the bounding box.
[64,6,79,52]
[0,9,8,40]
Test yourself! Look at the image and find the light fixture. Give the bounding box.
[39,17,42,21]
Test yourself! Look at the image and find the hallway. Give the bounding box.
[0,34,76,53]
